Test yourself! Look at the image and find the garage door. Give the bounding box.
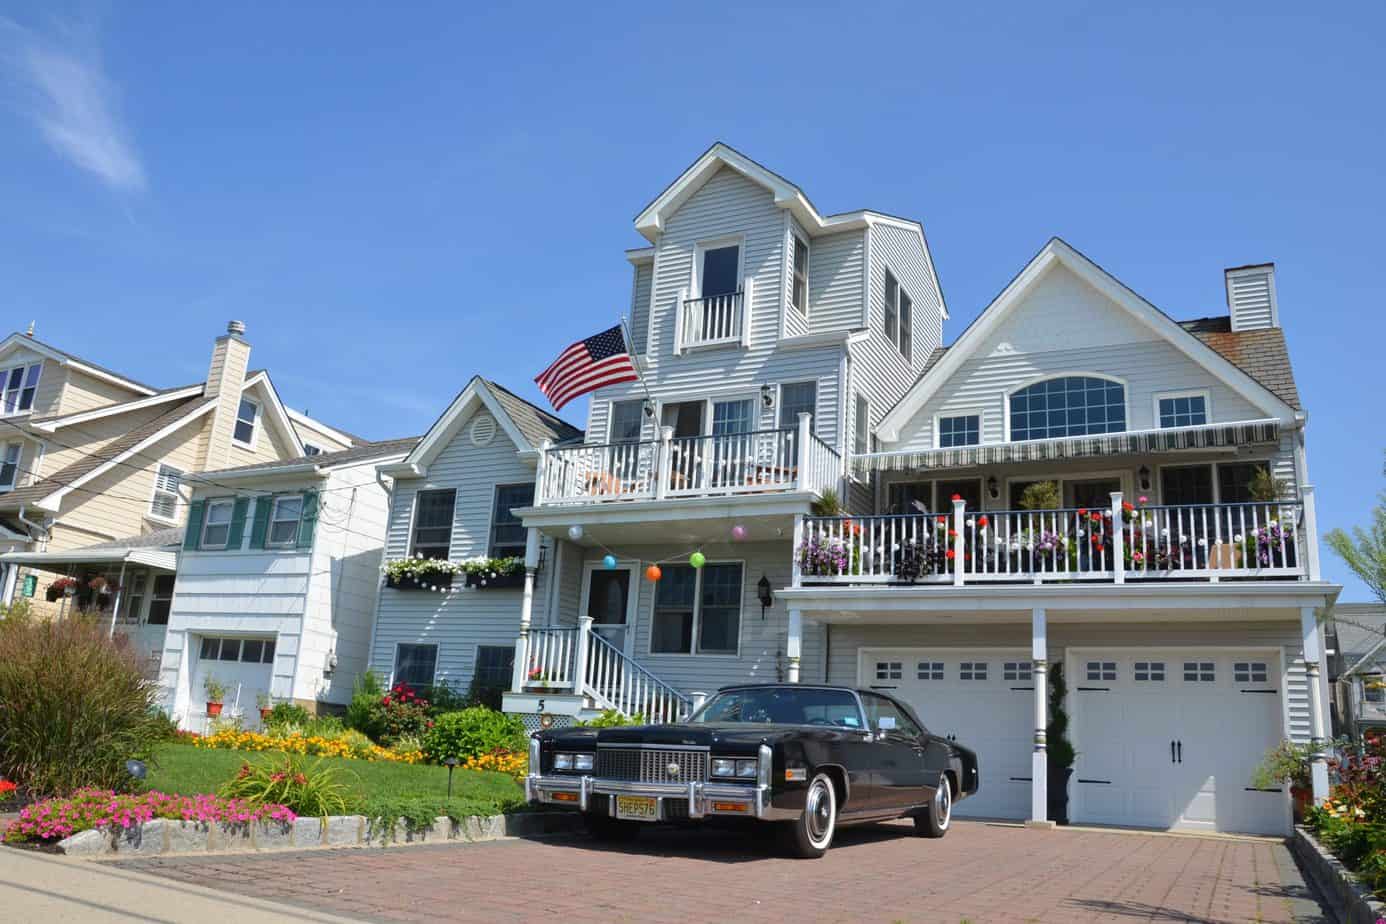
[861,649,1032,820]
[189,635,276,730]
[1070,650,1287,836]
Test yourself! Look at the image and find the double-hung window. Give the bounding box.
[149,465,182,520]
[394,643,438,694]
[0,443,20,490]
[489,484,533,559]
[233,398,259,445]
[608,399,644,443]
[650,561,742,655]
[791,236,810,314]
[854,395,870,456]
[410,489,455,560]
[200,500,235,549]
[898,290,913,362]
[267,496,304,547]
[884,271,899,343]
[1,363,41,415]
[778,382,817,430]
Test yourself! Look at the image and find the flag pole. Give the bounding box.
[619,315,656,411]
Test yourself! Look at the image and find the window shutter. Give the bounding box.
[227,497,250,550]
[183,500,205,551]
[297,489,319,550]
[248,497,271,549]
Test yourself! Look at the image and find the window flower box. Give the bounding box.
[386,572,454,591]
[464,570,525,590]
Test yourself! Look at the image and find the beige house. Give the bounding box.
[0,321,357,630]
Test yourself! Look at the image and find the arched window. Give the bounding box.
[1009,376,1126,441]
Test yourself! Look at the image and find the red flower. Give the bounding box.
[936,515,947,525]
[977,516,989,529]
[950,493,962,502]
[1077,508,1088,516]
[947,529,957,538]
[1121,501,1134,514]
[1090,534,1101,546]
[945,549,956,560]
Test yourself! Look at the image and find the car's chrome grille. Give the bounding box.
[596,747,708,785]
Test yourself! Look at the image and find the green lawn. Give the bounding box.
[145,744,526,818]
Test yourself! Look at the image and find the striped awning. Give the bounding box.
[854,419,1282,475]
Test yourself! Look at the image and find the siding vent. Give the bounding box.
[470,414,497,446]
[1224,264,1278,331]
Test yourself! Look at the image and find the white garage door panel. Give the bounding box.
[1071,651,1287,836]
[190,635,276,731]
[861,649,1032,821]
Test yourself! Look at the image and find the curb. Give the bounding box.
[54,811,582,858]
[1290,824,1385,924]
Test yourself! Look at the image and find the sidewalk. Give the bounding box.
[0,845,358,923]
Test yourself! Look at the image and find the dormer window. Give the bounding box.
[1,363,41,415]
[234,397,259,446]
[791,236,809,315]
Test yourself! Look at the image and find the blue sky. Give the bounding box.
[1,2,1381,599]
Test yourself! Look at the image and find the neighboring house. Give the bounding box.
[1326,602,1386,739]
[0,321,357,625]
[366,377,581,711]
[444,144,1336,839]
[161,438,417,730]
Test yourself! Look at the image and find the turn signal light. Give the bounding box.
[711,801,748,813]
[551,792,578,803]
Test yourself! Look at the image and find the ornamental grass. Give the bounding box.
[3,788,295,844]
[192,728,421,763]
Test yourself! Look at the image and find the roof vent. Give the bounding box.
[1224,264,1278,331]
[470,414,497,446]
[227,320,247,337]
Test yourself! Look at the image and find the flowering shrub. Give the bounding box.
[192,728,420,763]
[219,754,353,817]
[3,789,295,844]
[462,748,527,781]
[0,779,16,803]
[1306,732,1386,897]
[422,708,527,764]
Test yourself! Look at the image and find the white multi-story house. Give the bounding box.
[370,144,1338,838]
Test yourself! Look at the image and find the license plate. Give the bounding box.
[614,795,658,821]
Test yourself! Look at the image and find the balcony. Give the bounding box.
[793,495,1313,588]
[674,281,752,353]
[535,414,840,508]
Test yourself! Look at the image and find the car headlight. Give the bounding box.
[711,758,736,777]
[553,753,573,770]
[735,759,758,779]
[573,753,594,772]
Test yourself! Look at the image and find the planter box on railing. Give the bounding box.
[386,572,454,591]
[464,571,525,590]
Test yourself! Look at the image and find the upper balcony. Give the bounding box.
[673,281,752,354]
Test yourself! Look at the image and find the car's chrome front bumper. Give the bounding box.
[527,773,797,821]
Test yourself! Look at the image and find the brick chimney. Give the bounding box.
[1224,264,1279,331]
[200,320,252,470]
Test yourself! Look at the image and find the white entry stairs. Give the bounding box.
[502,617,694,725]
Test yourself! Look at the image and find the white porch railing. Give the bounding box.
[794,495,1307,586]
[675,280,753,353]
[536,412,840,506]
[518,619,692,724]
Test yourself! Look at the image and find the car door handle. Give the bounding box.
[1176,740,1183,764]
[1170,740,1176,764]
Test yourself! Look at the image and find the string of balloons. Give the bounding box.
[566,523,749,582]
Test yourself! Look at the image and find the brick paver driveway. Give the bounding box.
[115,820,1329,923]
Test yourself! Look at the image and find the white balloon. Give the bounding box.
[567,525,584,541]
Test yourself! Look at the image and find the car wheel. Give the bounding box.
[584,812,641,843]
[781,772,836,858]
[914,774,951,838]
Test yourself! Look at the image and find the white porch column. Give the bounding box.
[795,412,812,491]
[510,527,542,693]
[1109,492,1124,584]
[654,426,673,501]
[786,608,803,683]
[1301,605,1331,803]
[1028,606,1053,827]
[952,498,966,586]
[1300,483,1321,580]
[0,563,17,607]
[573,615,593,695]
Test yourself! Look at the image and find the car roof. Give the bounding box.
[714,682,870,694]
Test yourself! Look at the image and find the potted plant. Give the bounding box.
[383,557,461,591]
[462,556,526,589]
[523,666,560,691]
[1251,739,1316,821]
[204,676,227,718]
[46,577,78,602]
[257,691,274,722]
[1046,663,1076,825]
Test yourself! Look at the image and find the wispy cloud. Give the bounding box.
[0,15,144,192]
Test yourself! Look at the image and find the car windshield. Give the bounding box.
[689,688,864,728]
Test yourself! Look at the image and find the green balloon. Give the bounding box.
[689,551,706,569]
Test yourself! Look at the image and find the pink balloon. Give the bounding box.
[731,525,747,541]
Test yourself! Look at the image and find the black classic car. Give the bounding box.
[527,683,979,857]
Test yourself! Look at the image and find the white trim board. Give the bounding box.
[31,385,204,432]
[876,238,1298,442]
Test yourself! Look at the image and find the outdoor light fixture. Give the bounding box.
[987,476,999,500]
[760,383,774,409]
[1138,465,1152,492]
[444,757,459,799]
[125,759,147,781]
[757,574,773,619]
[642,399,655,418]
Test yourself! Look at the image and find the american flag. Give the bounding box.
[535,324,640,410]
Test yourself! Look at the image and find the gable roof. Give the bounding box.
[393,377,582,476]
[199,436,420,481]
[876,238,1301,442]
[0,397,216,512]
[1332,604,1386,673]
[0,333,158,396]
[1177,318,1301,410]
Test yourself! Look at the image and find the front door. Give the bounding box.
[585,566,634,654]
[1066,477,1123,510]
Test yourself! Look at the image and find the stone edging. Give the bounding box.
[1290,824,1385,924]
[56,811,581,858]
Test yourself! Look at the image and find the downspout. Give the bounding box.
[363,467,396,680]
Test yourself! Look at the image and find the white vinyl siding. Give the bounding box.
[628,260,654,354]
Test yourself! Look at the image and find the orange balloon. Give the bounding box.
[645,564,662,582]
